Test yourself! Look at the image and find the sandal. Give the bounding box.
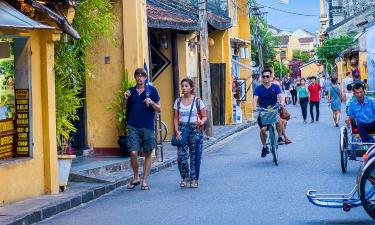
[141,185,150,191]
[190,180,198,188]
[285,139,292,145]
[127,180,140,190]
[180,180,188,188]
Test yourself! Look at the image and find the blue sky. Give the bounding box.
[257,0,321,33]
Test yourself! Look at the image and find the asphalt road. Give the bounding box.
[39,100,373,225]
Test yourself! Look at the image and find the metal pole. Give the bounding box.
[198,0,213,136]
[253,0,264,71]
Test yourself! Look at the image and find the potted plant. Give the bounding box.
[107,69,135,157]
[55,42,83,191]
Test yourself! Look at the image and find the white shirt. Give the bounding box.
[319,78,325,87]
[343,77,353,93]
[174,97,205,123]
[345,92,353,106]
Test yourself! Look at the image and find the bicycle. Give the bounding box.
[154,113,168,161]
[258,105,280,165]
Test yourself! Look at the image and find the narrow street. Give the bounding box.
[39,101,372,225]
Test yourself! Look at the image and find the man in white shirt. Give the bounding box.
[343,72,353,93]
[319,76,325,98]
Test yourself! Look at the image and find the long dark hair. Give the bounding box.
[181,78,195,94]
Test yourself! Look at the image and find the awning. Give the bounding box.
[230,37,250,45]
[231,58,256,71]
[0,0,53,30]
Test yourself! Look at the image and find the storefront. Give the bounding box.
[0,0,60,205]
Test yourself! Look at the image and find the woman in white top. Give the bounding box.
[173,78,207,188]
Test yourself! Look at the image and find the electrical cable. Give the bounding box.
[256,3,319,17]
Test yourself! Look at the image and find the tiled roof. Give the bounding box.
[147,0,231,31]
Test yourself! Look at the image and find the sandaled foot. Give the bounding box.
[190,180,198,188]
[127,180,140,190]
[141,185,150,191]
[285,139,292,145]
[180,180,188,188]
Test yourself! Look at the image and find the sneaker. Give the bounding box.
[303,120,307,124]
[311,119,314,123]
[261,147,269,158]
[316,118,319,122]
[277,137,284,145]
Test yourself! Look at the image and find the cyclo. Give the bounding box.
[258,104,280,165]
[340,91,375,173]
[307,144,375,220]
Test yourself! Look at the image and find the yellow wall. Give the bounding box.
[359,52,368,80]
[0,29,59,205]
[86,0,149,148]
[301,62,324,78]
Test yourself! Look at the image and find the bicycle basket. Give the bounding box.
[260,109,279,125]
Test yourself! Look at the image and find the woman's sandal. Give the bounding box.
[180,180,188,188]
[127,181,140,190]
[141,185,150,191]
[190,180,198,188]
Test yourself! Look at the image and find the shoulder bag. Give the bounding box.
[171,96,196,146]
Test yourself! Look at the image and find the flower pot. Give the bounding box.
[118,135,130,157]
[58,154,76,192]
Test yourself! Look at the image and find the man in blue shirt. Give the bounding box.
[124,68,161,190]
[346,82,375,142]
[253,69,289,157]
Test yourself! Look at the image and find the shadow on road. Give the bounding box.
[306,219,373,225]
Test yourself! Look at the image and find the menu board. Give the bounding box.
[0,118,15,159]
[15,89,29,157]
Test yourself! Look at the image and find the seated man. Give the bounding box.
[254,69,292,158]
[346,82,375,142]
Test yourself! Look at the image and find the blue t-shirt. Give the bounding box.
[127,85,160,130]
[348,96,375,124]
[254,83,281,108]
[284,80,291,90]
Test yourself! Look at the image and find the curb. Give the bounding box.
[5,122,255,225]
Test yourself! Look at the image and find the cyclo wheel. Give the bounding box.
[268,124,278,166]
[160,121,168,142]
[360,159,375,220]
[340,127,349,173]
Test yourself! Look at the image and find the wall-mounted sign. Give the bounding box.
[15,89,29,157]
[0,118,15,159]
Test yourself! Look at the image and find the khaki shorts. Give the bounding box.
[127,126,155,154]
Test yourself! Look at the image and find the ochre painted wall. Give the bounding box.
[301,62,323,78]
[359,52,368,80]
[86,0,149,148]
[0,30,59,205]
[86,1,124,148]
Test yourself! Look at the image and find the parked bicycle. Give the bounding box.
[258,104,280,165]
[154,113,168,161]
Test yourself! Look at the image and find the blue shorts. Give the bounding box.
[127,126,155,154]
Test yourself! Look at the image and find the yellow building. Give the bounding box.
[0,0,67,205]
[336,48,367,83]
[300,61,324,78]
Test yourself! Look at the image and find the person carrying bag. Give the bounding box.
[173,78,207,189]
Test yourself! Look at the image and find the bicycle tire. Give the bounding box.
[340,127,348,173]
[360,159,375,220]
[268,125,278,166]
[160,121,168,142]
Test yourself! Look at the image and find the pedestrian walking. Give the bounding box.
[324,76,332,97]
[344,84,354,113]
[297,78,309,123]
[308,76,322,123]
[283,76,292,105]
[290,78,298,106]
[328,77,343,127]
[342,72,353,93]
[173,78,207,188]
[124,68,161,191]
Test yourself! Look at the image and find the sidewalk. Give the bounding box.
[0,122,255,225]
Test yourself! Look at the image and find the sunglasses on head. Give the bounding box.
[262,75,270,79]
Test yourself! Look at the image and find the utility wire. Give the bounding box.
[256,3,319,17]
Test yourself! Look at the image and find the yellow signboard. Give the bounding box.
[15,89,29,157]
[0,118,15,159]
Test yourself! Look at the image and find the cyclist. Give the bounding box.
[253,69,289,157]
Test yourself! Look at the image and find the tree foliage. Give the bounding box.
[55,0,115,152]
[273,61,290,78]
[292,50,311,63]
[316,35,354,74]
[250,15,280,68]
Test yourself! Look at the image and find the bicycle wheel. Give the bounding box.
[268,125,278,166]
[340,127,348,173]
[160,121,168,142]
[360,159,375,220]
